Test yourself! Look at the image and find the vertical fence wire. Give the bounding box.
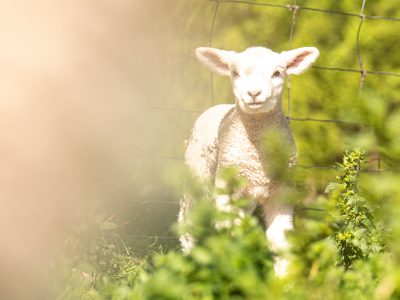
[209,1,220,105]
[286,0,299,120]
[356,0,367,91]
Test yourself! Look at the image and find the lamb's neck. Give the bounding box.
[232,104,286,147]
[236,106,285,128]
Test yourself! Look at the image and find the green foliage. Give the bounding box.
[50,215,145,300]
[287,149,386,299]
[327,149,385,268]
[261,129,295,182]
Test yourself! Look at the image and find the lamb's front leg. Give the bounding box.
[214,177,244,229]
[214,177,258,229]
[178,194,195,254]
[264,202,294,277]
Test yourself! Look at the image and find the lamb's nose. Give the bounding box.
[248,90,261,98]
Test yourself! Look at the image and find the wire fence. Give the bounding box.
[150,0,400,172]
[133,1,400,239]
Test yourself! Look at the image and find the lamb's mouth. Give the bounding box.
[247,101,266,108]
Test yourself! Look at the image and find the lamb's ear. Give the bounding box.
[195,47,236,76]
[281,47,319,75]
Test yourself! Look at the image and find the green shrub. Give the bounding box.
[328,149,385,269]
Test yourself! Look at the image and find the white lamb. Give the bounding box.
[179,46,319,276]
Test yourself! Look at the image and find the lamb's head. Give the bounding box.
[195,46,319,114]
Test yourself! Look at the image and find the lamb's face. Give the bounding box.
[195,46,319,115]
[229,48,284,114]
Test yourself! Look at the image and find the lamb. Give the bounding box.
[179,46,319,276]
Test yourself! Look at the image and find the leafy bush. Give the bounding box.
[328,149,385,268]
[287,149,387,300]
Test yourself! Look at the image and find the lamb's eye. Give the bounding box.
[272,70,282,78]
[232,70,239,78]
